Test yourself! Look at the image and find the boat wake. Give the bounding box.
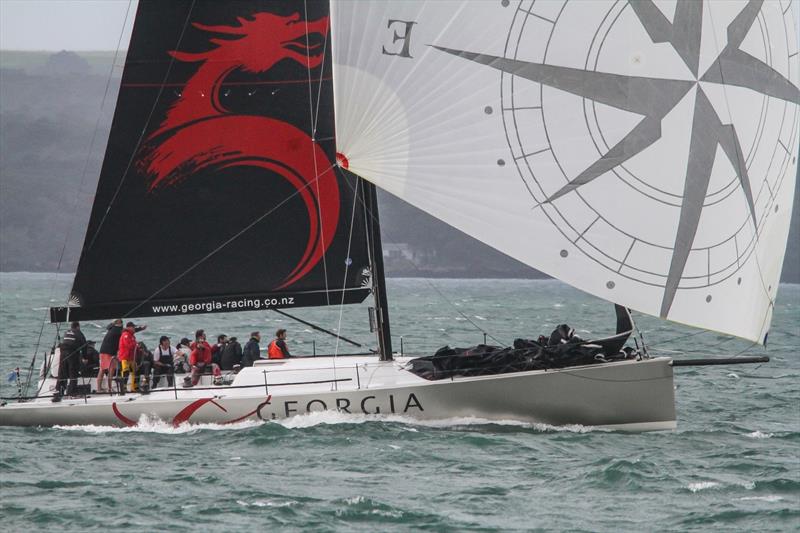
[272,410,605,433]
[53,415,264,434]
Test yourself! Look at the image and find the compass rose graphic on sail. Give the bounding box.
[434,0,800,319]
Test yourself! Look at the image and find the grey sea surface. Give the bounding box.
[0,273,798,532]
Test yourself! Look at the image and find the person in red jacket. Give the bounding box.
[118,321,146,393]
[189,329,220,386]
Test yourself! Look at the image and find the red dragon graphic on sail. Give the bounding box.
[137,12,339,289]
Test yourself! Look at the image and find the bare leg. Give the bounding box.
[108,358,117,393]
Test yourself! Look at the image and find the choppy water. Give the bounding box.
[1,273,798,531]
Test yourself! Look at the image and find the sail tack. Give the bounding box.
[53,0,370,322]
[330,0,799,342]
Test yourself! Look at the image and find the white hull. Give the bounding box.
[0,356,676,431]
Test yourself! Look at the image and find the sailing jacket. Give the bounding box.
[220,341,242,370]
[268,339,291,359]
[241,338,261,367]
[190,340,213,366]
[99,323,123,355]
[118,328,138,361]
[101,323,144,355]
[60,327,87,358]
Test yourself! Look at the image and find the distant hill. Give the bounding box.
[1,50,798,282]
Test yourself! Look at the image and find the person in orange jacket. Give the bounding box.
[267,329,292,359]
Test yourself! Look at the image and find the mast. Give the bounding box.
[363,179,393,360]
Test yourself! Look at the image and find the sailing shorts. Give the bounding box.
[99,353,115,371]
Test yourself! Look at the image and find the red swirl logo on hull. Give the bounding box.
[111,396,271,427]
[138,12,339,289]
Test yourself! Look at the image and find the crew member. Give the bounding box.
[220,336,242,370]
[241,331,262,367]
[80,340,99,378]
[212,334,228,366]
[152,335,177,388]
[57,321,86,397]
[267,329,291,359]
[98,319,145,393]
[118,322,143,393]
[189,330,220,386]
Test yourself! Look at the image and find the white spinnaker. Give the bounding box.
[331,0,799,342]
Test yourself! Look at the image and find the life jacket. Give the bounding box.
[268,340,284,359]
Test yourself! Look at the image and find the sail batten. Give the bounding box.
[331,0,799,342]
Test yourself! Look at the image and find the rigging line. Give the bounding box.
[303,0,331,303]
[118,162,337,319]
[338,174,504,346]
[730,340,762,358]
[646,329,708,348]
[57,0,135,297]
[270,308,364,348]
[311,13,331,138]
[333,173,364,365]
[329,171,362,386]
[24,1,133,391]
[86,0,197,251]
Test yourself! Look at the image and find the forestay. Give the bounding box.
[330,0,799,342]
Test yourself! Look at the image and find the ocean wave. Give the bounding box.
[740,495,784,502]
[334,496,405,520]
[236,499,297,508]
[746,430,774,439]
[687,481,722,492]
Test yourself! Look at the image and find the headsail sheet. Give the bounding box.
[330,0,799,342]
[52,0,370,322]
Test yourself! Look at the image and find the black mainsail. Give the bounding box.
[51,0,371,322]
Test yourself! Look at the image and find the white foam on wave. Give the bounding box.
[54,415,264,434]
[687,481,721,492]
[272,410,603,433]
[740,495,783,502]
[236,499,296,508]
[746,430,774,439]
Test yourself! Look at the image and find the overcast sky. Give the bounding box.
[0,0,137,51]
